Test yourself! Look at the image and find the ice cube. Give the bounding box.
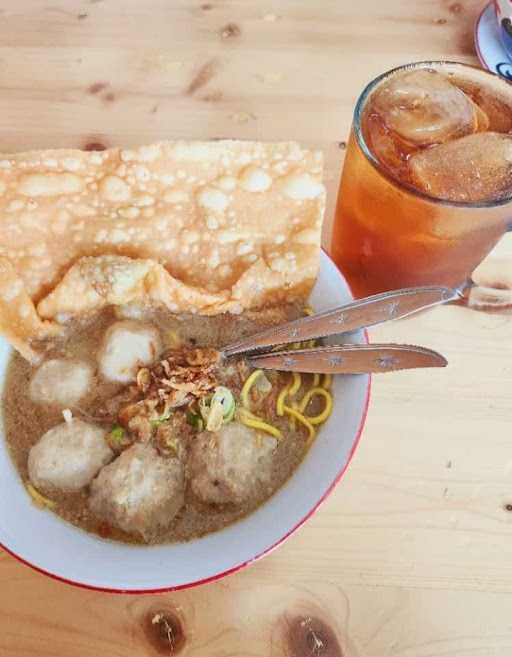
[455,78,512,133]
[371,69,478,146]
[409,132,512,202]
[364,112,412,178]
[471,89,512,133]
[469,97,490,132]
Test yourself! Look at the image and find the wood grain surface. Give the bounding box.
[2,1,512,656]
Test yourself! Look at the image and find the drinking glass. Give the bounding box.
[330,61,512,299]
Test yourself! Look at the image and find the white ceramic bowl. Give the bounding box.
[0,251,370,592]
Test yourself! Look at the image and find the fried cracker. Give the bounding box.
[0,140,325,359]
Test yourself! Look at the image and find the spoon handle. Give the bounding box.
[247,343,447,374]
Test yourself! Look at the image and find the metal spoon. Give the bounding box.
[247,343,447,374]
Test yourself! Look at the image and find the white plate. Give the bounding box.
[0,250,370,593]
[475,1,512,81]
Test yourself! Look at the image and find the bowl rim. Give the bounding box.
[0,249,371,594]
[0,373,370,594]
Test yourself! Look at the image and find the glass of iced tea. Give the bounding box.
[331,61,512,298]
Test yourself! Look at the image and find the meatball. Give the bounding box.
[89,443,184,541]
[29,359,93,407]
[188,422,276,505]
[28,419,113,492]
[98,320,161,384]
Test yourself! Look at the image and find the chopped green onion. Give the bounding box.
[186,411,204,431]
[206,397,224,431]
[224,401,236,423]
[212,386,236,419]
[199,394,213,421]
[151,410,172,430]
[164,437,179,456]
[109,425,125,443]
[200,387,236,431]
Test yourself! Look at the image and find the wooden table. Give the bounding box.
[2,1,512,655]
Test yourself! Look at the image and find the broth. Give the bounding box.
[3,305,326,545]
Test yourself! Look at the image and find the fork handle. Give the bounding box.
[222,286,458,357]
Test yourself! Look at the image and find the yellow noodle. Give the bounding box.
[291,338,316,350]
[312,373,320,387]
[276,382,290,416]
[289,372,302,397]
[323,373,332,389]
[298,387,333,425]
[241,369,264,409]
[26,483,56,510]
[289,400,298,430]
[238,407,282,439]
[286,372,303,429]
[283,404,316,442]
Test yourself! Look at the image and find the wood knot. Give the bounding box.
[448,2,462,14]
[186,58,218,95]
[87,82,116,104]
[201,90,223,103]
[88,82,107,95]
[143,608,186,655]
[287,615,343,657]
[221,22,241,39]
[84,141,107,151]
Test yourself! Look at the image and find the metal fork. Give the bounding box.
[221,286,460,374]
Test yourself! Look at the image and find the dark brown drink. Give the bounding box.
[331,62,512,297]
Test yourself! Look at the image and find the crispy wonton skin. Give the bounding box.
[0,140,325,360]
